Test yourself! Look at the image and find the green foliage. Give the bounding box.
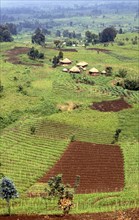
[105,66,113,76]
[72,74,95,85]
[52,55,59,68]
[100,27,117,42]
[45,174,80,214]
[30,126,36,135]
[111,129,122,144]
[117,69,127,78]
[0,110,22,129]
[32,28,45,46]
[0,25,13,42]
[0,177,18,215]
[119,79,139,91]
[117,41,125,46]
[70,135,76,142]
[28,47,44,60]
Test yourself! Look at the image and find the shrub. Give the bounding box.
[117,69,127,78]
[105,66,113,76]
[30,126,36,135]
[44,174,80,215]
[123,79,139,91]
[117,41,125,46]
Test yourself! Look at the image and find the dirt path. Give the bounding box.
[0,208,138,220]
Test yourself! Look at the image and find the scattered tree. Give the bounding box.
[111,129,122,144]
[28,47,44,59]
[0,25,13,42]
[32,28,45,46]
[100,27,117,42]
[44,174,80,215]
[0,177,18,215]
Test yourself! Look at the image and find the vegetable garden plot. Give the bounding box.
[91,98,132,112]
[39,141,124,194]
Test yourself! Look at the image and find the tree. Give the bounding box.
[0,25,13,42]
[58,51,63,59]
[28,47,44,60]
[6,23,17,35]
[111,129,122,144]
[32,28,45,46]
[52,55,59,68]
[100,27,117,42]
[0,177,18,215]
[44,174,80,215]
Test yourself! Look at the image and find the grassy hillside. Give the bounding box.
[0,32,139,214]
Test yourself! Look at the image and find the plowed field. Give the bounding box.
[5,47,43,66]
[91,98,132,112]
[39,141,124,193]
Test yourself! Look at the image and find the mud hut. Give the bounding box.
[76,61,88,67]
[89,67,99,76]
[60,58,72,65]
[69,66,81,73]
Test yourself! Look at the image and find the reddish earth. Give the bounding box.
[0,209,138,220]
[5,47,43,66]
[39,141,124,194]
[86,48,111,53]
[45,47,78,52]
[92,98,132,112]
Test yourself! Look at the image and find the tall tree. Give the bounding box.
[0,25,13,42]
[100,27,117,42]
[32,28,45,46]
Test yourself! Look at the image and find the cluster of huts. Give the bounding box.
[60,58,106,76]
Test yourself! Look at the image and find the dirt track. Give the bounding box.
[5,47,43,66]
[92,98,132,112]
[0,209,138,220]
[39,141,124,194]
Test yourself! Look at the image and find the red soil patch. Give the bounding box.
[0,209,138,220]
[5,47,43,66]
[91,98,132,112]
[39,141,124,194]
[86,48,111,53]
[45,47,78,52]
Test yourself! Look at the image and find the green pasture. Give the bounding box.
[0,32,139,214]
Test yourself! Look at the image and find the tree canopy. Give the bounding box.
[100,27,117,42]
[0,25,13,42]
[32,28,45,46]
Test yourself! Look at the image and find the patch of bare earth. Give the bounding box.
[5,47,43,66]
[39,141,124,194]
[91,98,132,112]
[0,209,138,220]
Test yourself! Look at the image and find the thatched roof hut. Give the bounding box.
[69,66,81,73]
[101,70,106,74]
[60,58,72,65]
[76,61,88,67]
[89,67,99,75]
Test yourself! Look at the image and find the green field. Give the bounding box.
[0,30,139,215]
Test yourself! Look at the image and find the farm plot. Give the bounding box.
[39,141,124,194]
[91,98,132,112]
[5,47,43,66]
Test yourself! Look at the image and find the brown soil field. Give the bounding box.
[39,141,124,194]
[5,47,43,66]
[91,98,132,112]
[45,47,78,52]
[0,208,138,220]
[86,48,111,53]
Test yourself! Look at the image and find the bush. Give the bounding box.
[117,41,125,46]
[117,69,127,78]
[105,66,113,76]
[123,79,139,91]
